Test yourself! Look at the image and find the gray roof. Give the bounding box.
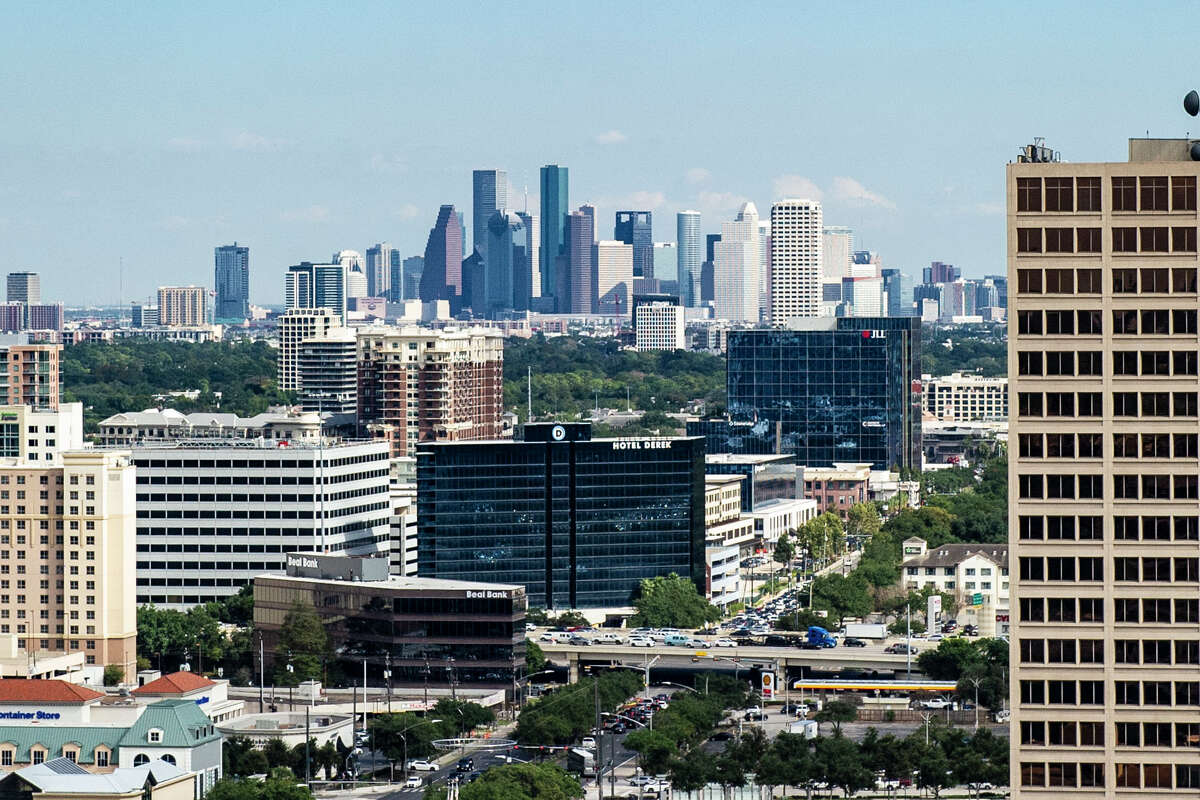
[905,543,1008,569]
[118,699,221,749]
[16,757,188,794]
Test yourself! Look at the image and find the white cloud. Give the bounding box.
[369,154,408,174]
[228,131,287,152]
[685,167,711,184]
[166,137,207,153]
[831,176,896,210]
[696,190,751,216]
[772,175,824,202]
[395,203,421,219]
[594,129,628,145]
[624,190,665,210]
[280,205,330,223]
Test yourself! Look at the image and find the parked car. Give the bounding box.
[962,624,979,636]
[581,736,597,750]
[405,760,438,772]
[709,730,734,741]
[842,637,868,647]
[780,702,808,717]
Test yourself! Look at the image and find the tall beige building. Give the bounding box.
[156,286,207,327]
[277,307,341,392]
[1009,138,1200,796]
[769,199,822,323]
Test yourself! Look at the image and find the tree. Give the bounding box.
[431,698,494,734]
[103,664,124,686]
[813,699,858,735]
[812,735,874,798]
[773,531,795,574]
[525,640,546,673]
[274,602,330,685]
[809,573,871,626]
[628,573,720,628]
[624,729,677,774]
[458,762,583,800]
[910,739,954,799]
[846,502,882,543]
[205,770,312,800]
[667,747,713,792]
[369,712,444,762]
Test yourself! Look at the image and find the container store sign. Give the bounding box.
[0,710,61,720]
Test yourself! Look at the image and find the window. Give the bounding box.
[147,728,162,744]
[1018,393,1043,417]
[1048,763,1076,788]
[1113,227,1138,251]
[1113,267,1138,292]
[1181,765,1200,790]
[1020,639,1044,663]
[1179,641,1200,665]
[1142,176,1169,210]
[1078,517,1103,540]
[1021,720,1046,745]
[1045,310,1073,334]
[1080,722,1103,746]
[1045,229,1074,253]
[1077,177,1101,211]
[1080,557,1103,581]
[1114,474,1139,499]
[1050,598,1077,622]
[0,750,10,767]
[1116,721,1140,745]
[1017,269,1042,293]
[1114,681,1140,705]
[1113,351,1138,375]
[1115,557,1139,581]
[1019,474,1044,499]
[1141,268,1170,292]
[1078,309,1102,333]
[1144,640,1172,664]
[1077,393,1102,416]
[1175,267,1199,293]
[1113,310,1138,335]
[1145,598,1171,622]
[1114,434,1138,459]
[1021,763,1045,787]
[1045,177,1073,211]
[133,754,150,767]
[1079,764,1104,787]
[1176,391,1199,416]
[1176,350,1198,375]
[1045,267,1073,290]
[1175,308,1198,333]
[1143,391,1171,416]
[1048,639,1076,663]
[95,749,108,768]
[1077,351,1100,375]
[1017,178,1042,212]
[1077,267,1101,291]
[31,750,43,765]
[1019,434,1043,458]
[1017,228,1043,253]
[1017,351,1043,375]
[1045,392,1074,417]
[1079,639,1104,662]
[1046,433,1074,458]
[1019,516,1044,540]
[1113,176,1137,211]
[1047,556,1075,580]
[1173,175,1197,210]
[1175,226,1197,251]
[1145,681,1173,705]
[1017,310,1042,335]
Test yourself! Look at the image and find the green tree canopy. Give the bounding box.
[274,602,330,685]
[459,763,583,800]
[205,770,312,800]
[629,573,720,628]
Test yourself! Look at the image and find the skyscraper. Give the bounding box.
[472,169,508,266]
[336,250,368,299]
[677,211,702,307]
[285,262,345,318]
[713,202,760,322]
[594,240,633,315]
[516,211,540,300]
[565,205,596,314]
[615,211,653,279]
[821,226,853,281]
[539,165,569,310]
[156,286,207,326]
[388,249,404,301]
[365,243,393,298]
[6,272,40,305]
[486,210,531,313]
[213,243,249,322]
[881,268,913,316]
[769,198,823,323]
[419,205,464,304]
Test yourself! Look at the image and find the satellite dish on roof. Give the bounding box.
[1186,90,1200,116]
[1191,142,1200,162]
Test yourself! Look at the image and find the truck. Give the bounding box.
[566,748,596,777]
[788,720,819,739]
[806,626,837,648]
[844,623,888,640]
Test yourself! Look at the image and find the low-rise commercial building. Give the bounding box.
[799,462,871,517]
[131,672,242,725]
[921,372,1008,421]
[96,410,321,448]
[746,498,818,549]
[0,758,195,800]
[900,537,1009,636]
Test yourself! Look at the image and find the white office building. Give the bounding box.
[769,199,823,323]
[821,226,852,281]
[713,202,761,322]
[128,439,390,609]
[634,298,686,351]
[277,308,340,392]
[594,240,634,315]
[676,210,702,307]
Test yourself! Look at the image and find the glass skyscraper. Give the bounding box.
[417,423,705,609]
[472,169,507,265]
[725,317,922,469]
[615,211,653,279]
[677,211,701,307]
[539,165,569,310]
[214,243,249,321]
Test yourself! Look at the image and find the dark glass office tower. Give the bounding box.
[214,243,249,321]
[726,317,922,469]
[615,211,653,279]
[539,165,569,310]
[417,423,705,609]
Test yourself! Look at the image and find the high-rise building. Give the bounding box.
[923,261,961,284]
[1007,136,1200,797]
[516,211,540,300]
[401,256,424,302]
[486,211,531,314]
[131,304,159,328]
[0,304,23,332]
[594,240,634,315]
[726,317,922,468]
[417,422,705,608]
[277,308,340,391]
[633,294,685,351]
[769,199,823,323]
[6,272,40,305]
[26,303,63,332]
[335,250,368,299]
[418,205,463,304]
[365,243,393,299]
[356,326,505,457]
[539,165,569,309]
[157,286,207,327]
[0,342,61,412]
[713,203,761,322]
[615,211,653,279]
[565,205,596,314]
[472,169,508,265]
[653,242,678,284]
[213,243,249,322]
[841,275,884,316]
[677,210,702,307]
[821,227,853,281]
[285,262,345,319]
[297,326,358,414]
[882,269,914,316]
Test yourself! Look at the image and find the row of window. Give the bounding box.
[1021,680,1200,707]
[1015,308,1200,335]
[1022,720,1200,750]
[1019,433,1200,459]
[1021,555,1200,581]
[1020,596,1199,624]
[1019,637,1200,666]
[1018,761,1106,790]
[1019,515,1200,542]
[1017,226,1198,253]
[1016,175,1197,213]
[1017,391,1200,418]
[1018,349,1200,376]
[1018,266,1200,295]
[135,487,385,504]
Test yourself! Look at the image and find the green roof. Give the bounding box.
[119,700,221,749]
[0,727,119,765]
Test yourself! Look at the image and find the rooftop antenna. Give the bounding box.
[523,185,528,214]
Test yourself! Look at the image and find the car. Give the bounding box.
[763,634,792,647]
[884,643,918,655]
[629,776,656,786]
[709,730,734,741]
[919,697,953,710]
[697,627,718,635]
[456,757,474,772]
[842,637,867,647]
[581,736,597,750]
[966,782,995,791]
[539,632,555,642]
[628,636,653,647]
[962,624,979,636]
[403,775,424,789]
[405,760,437,772]
[687,638,709,648]
[780,703,808,717]
[596,633,625,644]
[926,633,944,642]
[992,709,1011,723]
[568,635,591,646]
[743,707,766,721]
[713,638,737,648]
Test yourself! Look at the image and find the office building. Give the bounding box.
[842,275,884,316]
[130,305,158,328]
[769,199,823,323]
[255,552,525,688]
[418,205,464,304]
[822,227,852,281]
[365,243,393,299]
[156,287,206,328]
[539,165,569,310]
[27,304,64,332]
[704,453,798,512]
[0,304,23,332]
[284,262,345,319]
[704,475,749,607]
[594,240,633,315]
[923,372,1008,421]
[726,317,922,469]
[276,308,339,392]
[565,205,596,314]
[800,462,871,517]
[653,241,677,285]
[677,211,702,307]
[0,402,84,464]
[356,326,505,457]
[486,210,532,314]
[713,203,761,322]
[97,408,322,447]
[1006,136,1200,796]
[127,438,389,609]
[923,261,960,284]
[615,211,653,279]
[297,327,358,415]
[516,211,540,300]
[0,343,61,411]
[901,538,1009,637]
[213,244,249,322]
[882,269,913,316]
[417,422,705,609]
[6,273,40,305]
[472,169,508,263]
[400,256,424,302]
[335,250,367,299]
[633,295,685,350]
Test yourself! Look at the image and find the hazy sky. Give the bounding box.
[2,2,1194,305]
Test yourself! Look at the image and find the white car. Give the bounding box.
[596,633,625,644]
[405,760,438,772]
[628,637,654,647]
[403,775,424,789]
[581,736,597,750]
[919,697,953,710]
[539,632,555,642]
[525,623,537,632]
[713,638,737,648]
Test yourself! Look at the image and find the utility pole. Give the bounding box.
[258,634,264,713]
[385,652,392,715]
[305,705,311,786]
[593,677,603,800]
[906,604,912,679]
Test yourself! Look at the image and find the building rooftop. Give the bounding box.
[904,543,1009,569]
[0,679,103,704]
[14,757,188,794]
[704,453,794,466]
[99,408,321,429]
[705,474,745,487]
[119,699,221,749]
[132,671,215,696]
[261,572,524,593]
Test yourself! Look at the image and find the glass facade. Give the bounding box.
[725,318,922,469]
[417,424,706,608]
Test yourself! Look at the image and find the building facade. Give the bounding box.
[799,462,871,517]
[1009,138,1200,796]
[769,199,823,323]
[156,288,206,328]
[213,244,249,323]
[97,409,321,447]
[297,327,358,415]
[565,205,596,314]
[677,211,702,307]
[284,262,345,319]
[0,343,61,411]
[614,211,653,280]
[418,205,463,305]
[594,240,633,315]
[713,203,760,322]
[901,538,1010,637]
[922,372,1009,421]
[417,423,706,609]
[633,296,685,351]
[276,308,340,392]
[6,274,39,305]
[539,165,569,310]
[726,317,922,469]
[365,243,392,300]
[127,440,390,608]
[472,169,508,266]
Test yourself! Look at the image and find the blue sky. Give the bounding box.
[1,1,1193,305]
